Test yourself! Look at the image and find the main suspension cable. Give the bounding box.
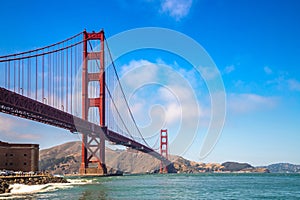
[104,36,150,148]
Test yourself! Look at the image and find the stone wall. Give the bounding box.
[0,141,39,172]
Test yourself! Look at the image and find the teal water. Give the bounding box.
[1,173,300,199]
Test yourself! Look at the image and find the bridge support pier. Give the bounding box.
[79,30,107,175]
[79,129,107,175]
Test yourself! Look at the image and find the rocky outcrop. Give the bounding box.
[0,179,10,194]
[0,175,69,194]
[5,176,69,185]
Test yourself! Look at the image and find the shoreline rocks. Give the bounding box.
[0,175,69,194]
[0,179,10,193]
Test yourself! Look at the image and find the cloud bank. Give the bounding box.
[160,0,193,21]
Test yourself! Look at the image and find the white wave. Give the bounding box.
[0,194,26,199]
[0,178,95,198]
[66,178,94,184]
[9,183,73,195]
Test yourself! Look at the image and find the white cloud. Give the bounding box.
[223,65,235,74]
[120,59,159,89]
[130,101,145,115]
[0,115,15,132]
[178,67,203,89]
[199,66,219,80]
[115,58,226,157]
[0,114,40,141]
[228,93,278,114]
[120,60,202,124]
[265,72,300,92]
[287,79,300,91]
[115,59,206,142]
[160,0,193,21]
[164,102,182,124]
[233,80,245,88]
[264,66,273,75]
[17,133,41,140]
[157,85,200,124]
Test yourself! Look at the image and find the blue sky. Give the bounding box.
[0,0,300,166]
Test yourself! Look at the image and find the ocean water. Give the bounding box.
[1,173,300,199]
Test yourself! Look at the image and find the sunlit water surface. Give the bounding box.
[1,173,300,199]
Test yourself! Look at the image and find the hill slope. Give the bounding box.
[39,141,162,174]
[39,141,270,174]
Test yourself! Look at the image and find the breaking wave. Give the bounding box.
[0,178,94,198]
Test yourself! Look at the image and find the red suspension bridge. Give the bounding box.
[0,30,170,175]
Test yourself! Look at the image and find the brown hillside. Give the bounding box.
[39,141,162,174]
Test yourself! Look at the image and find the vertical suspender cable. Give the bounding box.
[56,51,58,108]
[28,59,30,97]
[66,47,69,112]
[14,59,16,92]
[35,56,38,100]
[22,60,24,95]
[52,51,54,106]
[48,53,51,105]
[48,52,51,105]
[73,46,76,115]
[42,54,44,102]
[8,61,10,90]
[70,46,73,114]
[60,48,65,110]
[18,60,20,94]
[5,62,7,88]
[58,51,60,108]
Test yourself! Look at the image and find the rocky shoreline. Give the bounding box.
[0,175,69,194]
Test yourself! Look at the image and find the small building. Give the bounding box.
[0,141,39,172]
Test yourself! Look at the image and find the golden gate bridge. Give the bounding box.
[0,30,169,174]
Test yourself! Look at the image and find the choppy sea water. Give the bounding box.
[1,173,300,199]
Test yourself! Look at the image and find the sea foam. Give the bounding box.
[9,183,73,194]
[0,178,95,198]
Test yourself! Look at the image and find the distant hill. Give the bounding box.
[39,141,270,174]
[267,163,300,173]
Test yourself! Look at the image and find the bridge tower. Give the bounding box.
[79,30,107,175]
[160,129,169,173]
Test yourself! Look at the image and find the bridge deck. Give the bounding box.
[0,87,168,163]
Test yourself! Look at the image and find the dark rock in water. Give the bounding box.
[107,167,123,175]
